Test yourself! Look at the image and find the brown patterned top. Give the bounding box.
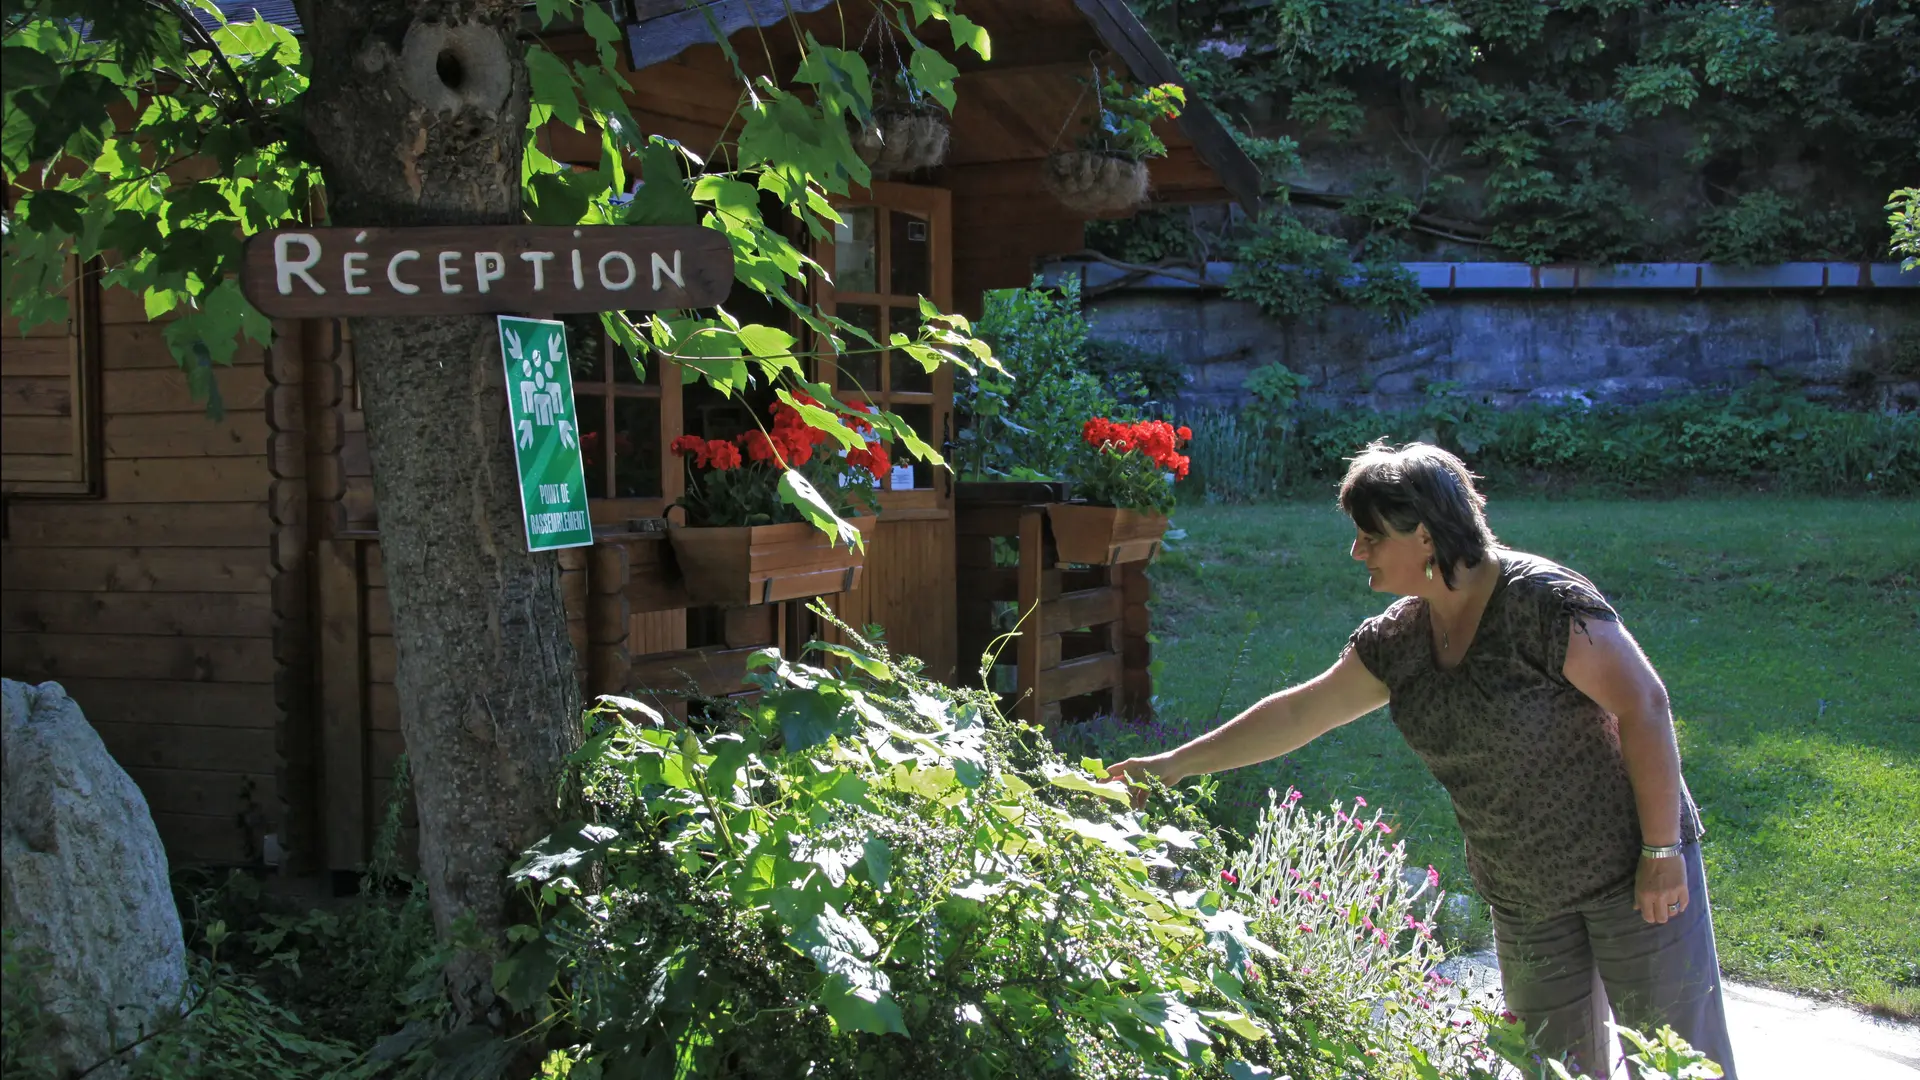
[1347,549,1704,916]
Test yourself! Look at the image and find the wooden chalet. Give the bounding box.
[0,0,1255,877]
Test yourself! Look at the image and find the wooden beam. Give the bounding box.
[1039,650,1122,706]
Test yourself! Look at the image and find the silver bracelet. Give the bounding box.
[1640,842,1684,859]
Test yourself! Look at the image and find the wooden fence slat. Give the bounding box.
[1042,587,1124,636]
[54,678,277,729]
[103,457,268,503]
[3,502,271,549]
[1039,651,1123,706]
[104,412,269,458]
[1,545,271,592]
[1,590,273,637]
[91,721,277,774]
[1,632,274,683]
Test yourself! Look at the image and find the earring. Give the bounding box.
[1425,560,1434,582]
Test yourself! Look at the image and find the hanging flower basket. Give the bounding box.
[1040,150,1150,214]
[854,107,950,175]
[669,516,875,606]
[1047,503,1168,566]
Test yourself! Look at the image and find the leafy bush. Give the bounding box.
[957,280,1178,483]
[1184,378,1920,502]
[500,618,1420,1079]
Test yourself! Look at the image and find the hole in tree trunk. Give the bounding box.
[436,49,465,89]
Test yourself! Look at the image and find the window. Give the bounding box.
[564,313,669,521]
[1,254,99,497]
[816,185,953,503]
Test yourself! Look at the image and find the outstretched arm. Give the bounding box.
[1564,616,1688,924]
[1108,649,1389,796]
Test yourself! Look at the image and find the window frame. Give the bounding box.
[812,182,955,516]
[1,254,101,498]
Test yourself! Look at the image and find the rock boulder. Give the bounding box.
[2,678,187,1078]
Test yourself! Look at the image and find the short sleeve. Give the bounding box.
[1526,569,1620,676]
[1346,597,1418,690]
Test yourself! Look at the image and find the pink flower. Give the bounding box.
[1301,965,1314,976]
[1379,823,1394,835]
[1221,870,1238,886]
[1287,868,1302,880]
[1284,788,1302,805]
[1354,796,1367,808]
[1362,917,1376,932]
[1375,929,1390,947]
[1297,924,1315,935]
[1427,865,1441,889]
[1296,887,1312,900]
[1269,895,1281,906]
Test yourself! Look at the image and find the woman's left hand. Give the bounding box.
[1636,855,1689,924]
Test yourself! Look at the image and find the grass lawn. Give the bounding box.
[1088,497,1920,1016]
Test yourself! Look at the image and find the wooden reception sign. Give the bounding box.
[241,225,733,317]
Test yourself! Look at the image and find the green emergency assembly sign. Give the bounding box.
[498,315,593,552]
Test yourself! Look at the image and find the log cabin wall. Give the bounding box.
[2,281,288,866]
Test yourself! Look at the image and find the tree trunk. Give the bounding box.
[298,0,581,1018]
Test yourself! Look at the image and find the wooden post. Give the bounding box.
[316,538,367,871]
[1015,506,1046,731]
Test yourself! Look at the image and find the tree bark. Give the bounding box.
[297,0,581,1019]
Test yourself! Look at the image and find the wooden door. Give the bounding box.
[813,182,958,682]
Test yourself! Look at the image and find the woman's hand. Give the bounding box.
[1635,855,1689,924]
[1108,754,1187,809]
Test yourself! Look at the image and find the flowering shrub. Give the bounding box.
[1069,417,1192,516]
[671,395,892,527]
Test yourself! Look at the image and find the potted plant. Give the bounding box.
[1049,416,1191,565]
[667,395,893,605]
[1041,73,1185,214]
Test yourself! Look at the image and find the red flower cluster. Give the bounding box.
[845,440,890,477]
[670,434,743,471]
[1080,418,1193,480]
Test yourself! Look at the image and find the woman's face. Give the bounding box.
[1350,520,1432,594]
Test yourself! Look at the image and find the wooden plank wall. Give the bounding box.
[1,285,281,865]
[823,516,959,683]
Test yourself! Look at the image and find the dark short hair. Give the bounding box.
[1337,441,1498,590]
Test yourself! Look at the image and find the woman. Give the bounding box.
[1109,442,1738,1079]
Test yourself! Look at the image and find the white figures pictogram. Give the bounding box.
[504,328,574,449]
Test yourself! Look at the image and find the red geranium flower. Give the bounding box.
[738,429,780,464]
[705,439,742,470]
[670,433,710,468]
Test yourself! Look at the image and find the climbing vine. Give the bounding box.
[1112,0,1917,271]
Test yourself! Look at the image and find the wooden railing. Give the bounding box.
[954,484,1152,731]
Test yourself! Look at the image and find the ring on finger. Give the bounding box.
[1667,902,1681,913]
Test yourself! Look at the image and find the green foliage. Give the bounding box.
[953,279,1122,481]
[1693,189,1856,266]
[1889,187,1920,272]
[498,616,1408,1078]
[1224,214,1429,327]
[2,0,1002,542]
[1184,378,1920,503]
[1132,0,1916,264]
[1073,71,1186,162]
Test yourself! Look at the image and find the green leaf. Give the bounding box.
[525,47,581,129]
[1042,762,1132,805]
[946,14,991,60]
[908,47,961,113]
[862,834,892,890]
[806,639,894,681]
[627,138,698,226]
[821,977,909,1036]
[1,47,61,93]
[491,938,560,1012]
[765,686,853,752]
[778,469,863,549]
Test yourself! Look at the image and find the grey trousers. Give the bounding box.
[1491,842,1738,1080]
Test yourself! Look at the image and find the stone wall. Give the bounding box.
[1083,291,1920,413]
